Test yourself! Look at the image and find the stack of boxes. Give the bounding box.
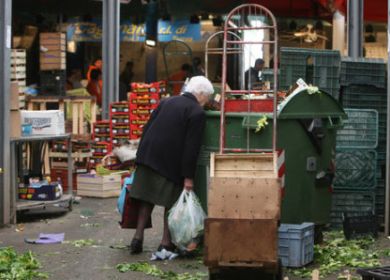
[92,121,111,143]
[49,140,91,192]
[110,102,131,145]
[86,82,166,170]
[339,57,387,224]
[331,109,378,227]
[90,142,112,168]
[10,49,26,108]
[10,82,22,138]
[39,33,66,96]
[90,121,111,168]
[129,82,161,140]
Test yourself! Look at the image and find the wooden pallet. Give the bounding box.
[26,96,97,136]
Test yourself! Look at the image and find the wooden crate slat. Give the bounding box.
[204,218,278,267]
[214,170,275,178]
[208,177,281,219]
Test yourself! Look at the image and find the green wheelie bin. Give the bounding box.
[194,88,347,228]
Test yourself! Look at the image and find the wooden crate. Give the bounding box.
[210,153,277,179]
[208,177,281,220]
[40,33,66,51]
[77,173,122,198]
[26,96,97,136]
[40,50,66,70]
[50,168,77,192]
[204,218,279,268]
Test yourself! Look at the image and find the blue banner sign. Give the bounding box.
[67,20,201,42]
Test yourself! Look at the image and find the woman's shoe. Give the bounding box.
[130,238,143,254]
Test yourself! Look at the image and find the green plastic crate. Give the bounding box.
[340,57,387,88]
[334,149,377,191]
[336,109,378,149]
[280,47,340,98]
[330,191,375,228]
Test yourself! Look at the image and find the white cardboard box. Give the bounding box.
[20,110,65,135]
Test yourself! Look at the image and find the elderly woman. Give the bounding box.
[129,76,214,254]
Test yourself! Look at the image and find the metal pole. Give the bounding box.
[102,0,120,119]
[145,1,158,83]
[385,0,390,236]
[347,0,364,58]
[0,0,12,225]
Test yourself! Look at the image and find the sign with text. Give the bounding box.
[67,20,201,42]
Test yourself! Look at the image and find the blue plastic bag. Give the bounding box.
[117,172,135,215]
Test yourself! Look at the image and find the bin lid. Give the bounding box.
[277,88,346,119]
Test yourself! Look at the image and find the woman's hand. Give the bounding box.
[184,178,194,191]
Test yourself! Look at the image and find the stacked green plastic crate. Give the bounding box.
[340,57,387,223]
[332,109,378,226]
[332,109,378,227]
[280,47,341,99]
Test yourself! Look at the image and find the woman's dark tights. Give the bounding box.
[133,202,172,247]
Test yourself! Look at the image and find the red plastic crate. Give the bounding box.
[51,140,90,153]
[111,114,130,124]
[129,103,158,110]
[131,82,160,93]
[130,124,143,138]
[93,135,111,142]
[110,102,130,113]
[130,116,149,126]
[93,121,111,134]
[91,142,112,154]
[112,135,131,146]
[130,107,156,116]
[129,93,159,106]
[89,155,104,169]
[50,168,77,192]
[110,123,130,136]
[225,99,274,113]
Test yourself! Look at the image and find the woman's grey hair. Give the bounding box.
[186,76,214,96]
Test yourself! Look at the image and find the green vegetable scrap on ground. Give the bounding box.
[290,231,380,278]
[116,262,207,280]
[80,223,101,228]
[0,247,48,279]
[65,239,97,248]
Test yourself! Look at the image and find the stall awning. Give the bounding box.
[167,0,387,22]
[13,0,389,23]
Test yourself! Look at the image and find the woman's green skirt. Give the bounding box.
[129,165,182,209]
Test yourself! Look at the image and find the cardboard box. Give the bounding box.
[40,51,66,70]
[10,82,20,110]
[40,62,66,71]
[20,110,65,135]
[77,173,122,198]
[40,50,65,60]
[40,33,66,40]
[40,33,66,51]
[10,110,21,138]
